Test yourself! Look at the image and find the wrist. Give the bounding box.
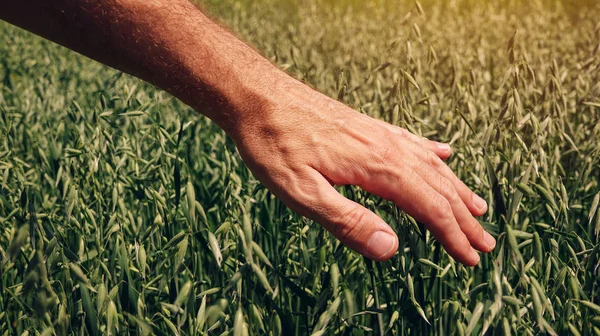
[216,67,299,143]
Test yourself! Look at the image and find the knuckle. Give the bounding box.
[438,220,462,243]
[381,127,398,145]
[332,205,368,242]
[431,197,453,224]
[278,170,321,211]
[438,177,459,203]
[427,150,443,167]
[348,168,368,186]
[396,127,410,139]
[470,222,484,236]
[327,161,368,187]
[428,209,460,242]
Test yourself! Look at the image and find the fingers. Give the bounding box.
[302,170,398,261]
[358,163,480,266]
[404,131,452,160]
[342,126,494,265]
[385,140,495,257]
[409,142,488,217]
[433,158,489,216]
[374,119,452,160]
[409,158,496,253]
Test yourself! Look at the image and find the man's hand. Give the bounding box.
[0,0,495,265]
[232,79,495,265]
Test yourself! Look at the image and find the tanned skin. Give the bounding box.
[0,0,496,265]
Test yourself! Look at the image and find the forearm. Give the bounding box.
[0,0,283,134]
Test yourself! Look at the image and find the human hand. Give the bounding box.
[231,79,496,266]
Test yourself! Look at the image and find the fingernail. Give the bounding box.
[436,142,451,152]
[473,194,487,211]
[484,231,496,250]
[366,231,397,260]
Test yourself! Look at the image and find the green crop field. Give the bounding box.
[1,0,600,335]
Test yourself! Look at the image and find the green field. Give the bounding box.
[1,0,600,335]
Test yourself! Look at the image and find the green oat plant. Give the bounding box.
[1,0,600,335]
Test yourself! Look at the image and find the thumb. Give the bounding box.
[304,171,399,261]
